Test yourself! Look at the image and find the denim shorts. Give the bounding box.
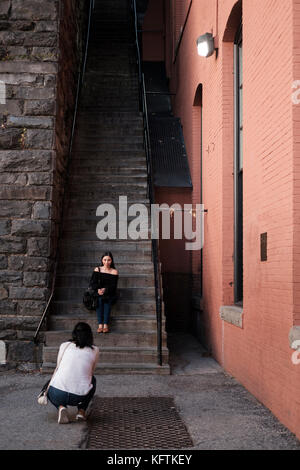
[47,376,96,411]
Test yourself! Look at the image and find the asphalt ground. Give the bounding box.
[0,333,299,460]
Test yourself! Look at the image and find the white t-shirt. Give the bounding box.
[50,341,99,396]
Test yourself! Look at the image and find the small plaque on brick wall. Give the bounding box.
[261,232,267,261]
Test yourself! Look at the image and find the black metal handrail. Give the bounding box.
[131,0,163,366]
[33,0,94,344]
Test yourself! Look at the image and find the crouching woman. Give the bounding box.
[47,322,99,424]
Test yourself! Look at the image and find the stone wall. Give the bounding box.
[0,0,88,369]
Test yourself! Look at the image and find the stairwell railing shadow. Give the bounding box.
[33,0,95,345]
[131,0,163,367]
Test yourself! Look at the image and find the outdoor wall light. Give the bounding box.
[196,33,215,57]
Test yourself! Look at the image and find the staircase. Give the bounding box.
[41,0,170,374]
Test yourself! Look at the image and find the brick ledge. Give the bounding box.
[289,326,300,349]
[220,305,243,329]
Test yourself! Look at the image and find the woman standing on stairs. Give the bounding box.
[89,251,118,334]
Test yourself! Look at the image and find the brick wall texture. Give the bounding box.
[143,0,300,440]
[0,0,87,368]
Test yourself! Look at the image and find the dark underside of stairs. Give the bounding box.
[42,0,169,374]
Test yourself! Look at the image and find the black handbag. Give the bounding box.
[83,287,98,310]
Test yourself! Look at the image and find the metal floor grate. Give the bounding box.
[86,396,193,449]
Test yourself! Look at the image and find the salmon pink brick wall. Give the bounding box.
[143,0,300,439]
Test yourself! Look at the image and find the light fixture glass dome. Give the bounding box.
[196,33,215,57]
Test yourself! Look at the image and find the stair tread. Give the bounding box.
[42,362,170,370]
[44,345,168,351]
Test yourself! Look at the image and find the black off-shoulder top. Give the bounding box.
[89,270,118,300]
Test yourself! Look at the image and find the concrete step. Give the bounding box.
[76,110,142,119]
[45,330,162,347]
[53,286,155,302]
[60,231,151,242]
[68,175,147,185]
[43,345,169,365]
[58,249,151,262]
[72,141,144,152]
[72,135,144,145]
[48,314,160,332]
[74,126,143,136]
[68,190,148,200]
[64,198,150,210]
[56,261,154,275]
[63,205,150,221]
[55,273,155,288]
[68,167,147,177]
[59,239,152,250]
[41,362,170,375]
[70,153,147,165]
[50,299,157,316]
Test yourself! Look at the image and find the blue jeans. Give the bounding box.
[96,296,112,324]
[48,376,96,410]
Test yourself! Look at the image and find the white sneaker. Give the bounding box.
[58,406,69,424]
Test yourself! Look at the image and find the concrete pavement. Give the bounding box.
[0,333,299,451]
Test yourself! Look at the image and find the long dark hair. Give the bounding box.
[100,251,116,269]
[71,322,94,349]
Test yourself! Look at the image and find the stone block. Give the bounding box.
[35,21,58,33]
[24,129,54,149]
[1,45,28,60]
[0,99,23,115]
[17,299,47,316]
[0,237,26,254]
[0,340,6,364]
[43,74,56,87]
[0,287,8,299]
[7,115,54,128]
[0,299,17,314]
[0,330,16,340]
[6,340,36,363]
[31,47,58,62]
[0,270,22,284]
[23,271,49,287]
[0,73,38,85]
[24,32,57,47]
[0,127,23,149]
[9,286,48,300]
[11,0,58,21]
[0,150,52,171]
[11,219,51,236]
[32,201,52,219]
[0,200,32,217]
[0,255,8,269]
[15,86,55,99]
[27,172,52,185]
[0,185,50,200]
[0,60,58,73]
[27,237,50,257]
[0,219,11,235]
[11,21,35,31]
[8,255,50,272]
[0,173,27,185]
[0,31,25,46]
[24,100,56,116]
[0,1,11,20]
